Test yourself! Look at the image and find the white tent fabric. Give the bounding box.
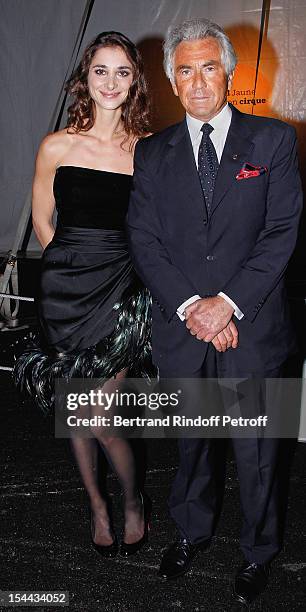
[0,0,305,251]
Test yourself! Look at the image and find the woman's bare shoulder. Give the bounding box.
[37,129,73,165]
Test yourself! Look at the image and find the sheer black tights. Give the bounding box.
[70,369,144,545]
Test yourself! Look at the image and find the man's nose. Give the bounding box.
[192,70,207,89]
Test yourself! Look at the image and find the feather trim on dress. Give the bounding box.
[13,286,156,415]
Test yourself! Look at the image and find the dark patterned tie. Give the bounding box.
[197,123,219,216]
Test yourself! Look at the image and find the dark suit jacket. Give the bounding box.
[127,105,303,375]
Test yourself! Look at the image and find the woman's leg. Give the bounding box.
[70,436,114,545]
[91,369,145,544]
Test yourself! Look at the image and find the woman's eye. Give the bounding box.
[95,69,106,76]
[118,70,130,77]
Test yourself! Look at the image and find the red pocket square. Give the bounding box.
[236,163,268,180]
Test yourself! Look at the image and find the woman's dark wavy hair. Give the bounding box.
[66,31,151,144]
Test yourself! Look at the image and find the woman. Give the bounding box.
[14,31,153,558]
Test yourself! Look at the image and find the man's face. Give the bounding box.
[171,37,233,122]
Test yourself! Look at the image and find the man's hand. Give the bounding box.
[211,320,239,352]
[185,296,234,342]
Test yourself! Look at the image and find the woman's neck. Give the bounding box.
[89,106,124,142]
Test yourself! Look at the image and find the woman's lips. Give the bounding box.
[101,92,120,98]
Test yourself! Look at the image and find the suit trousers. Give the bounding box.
[164,344,284,565]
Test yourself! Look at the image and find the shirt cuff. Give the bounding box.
[177,295,201,321]
[218,291,244,320]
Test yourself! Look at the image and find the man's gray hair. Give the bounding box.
[163,18,237,81]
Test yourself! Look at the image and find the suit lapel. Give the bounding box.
[211,105,254,215]
[164,108,255,219]
[165,120,206,219]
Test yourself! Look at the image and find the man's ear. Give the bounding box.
[227,71,234,91]
[171,79,179,97]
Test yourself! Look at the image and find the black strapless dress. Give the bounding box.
[14,166,153,412]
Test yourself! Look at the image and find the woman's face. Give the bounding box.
[87,45,134,111]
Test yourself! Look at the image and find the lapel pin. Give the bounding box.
[232,154,238,160]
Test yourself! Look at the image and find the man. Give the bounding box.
[127,18,302,606]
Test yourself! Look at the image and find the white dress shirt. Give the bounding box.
[176,103,244,321]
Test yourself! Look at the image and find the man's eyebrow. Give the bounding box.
[176,64,191,71]
[176,60,220,70]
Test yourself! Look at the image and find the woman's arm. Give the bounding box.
[32,134,62,249]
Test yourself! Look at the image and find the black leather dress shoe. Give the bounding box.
[158,538,210,580]
[233,562,270,606]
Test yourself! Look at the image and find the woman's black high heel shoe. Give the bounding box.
[90,509,118,558]
[119,492,151,557]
